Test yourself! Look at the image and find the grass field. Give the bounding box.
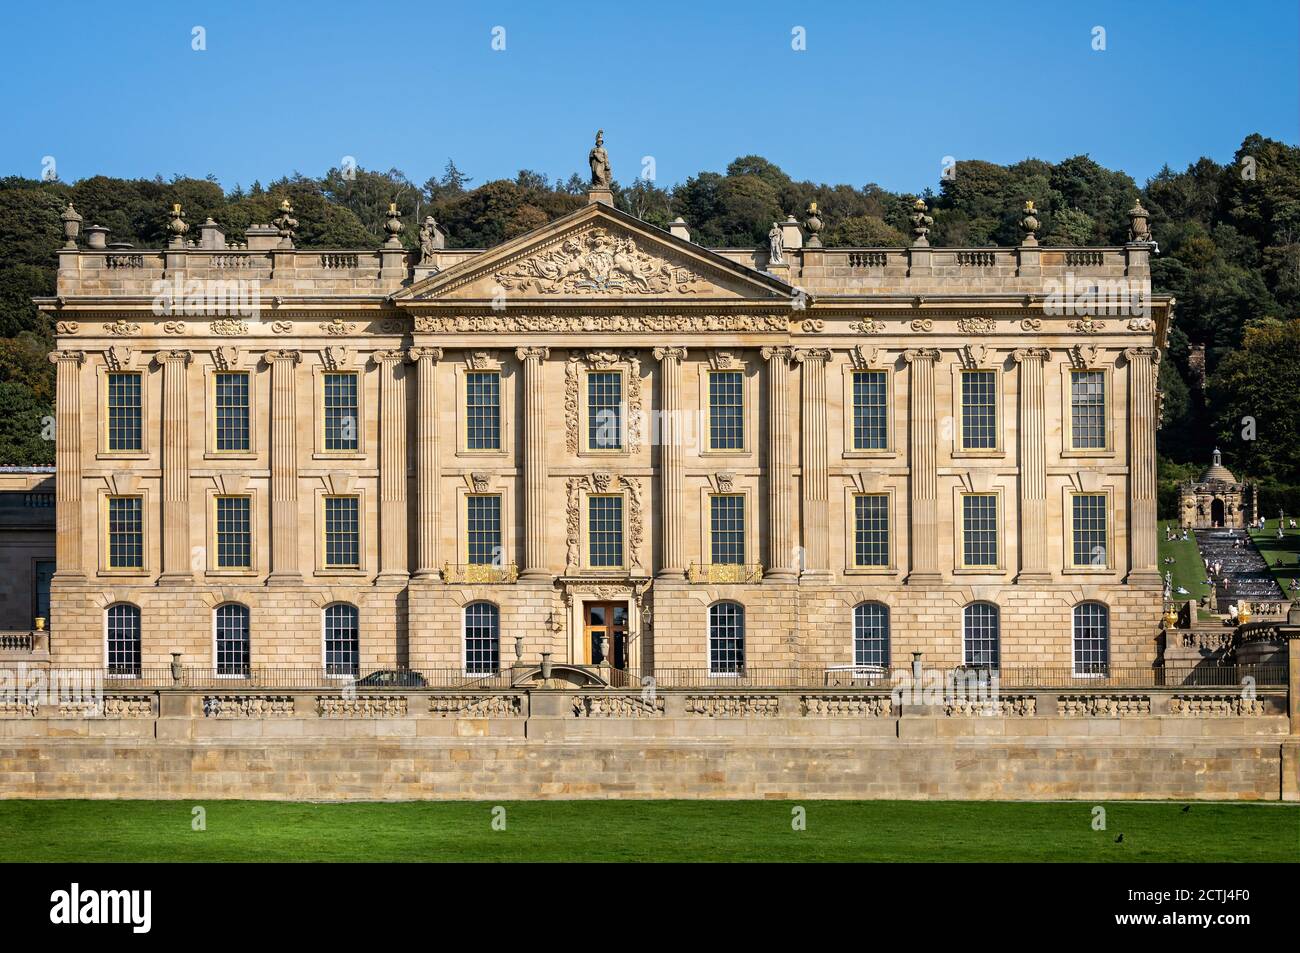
[1249,519,1300,600]
[1158,520,1214,616]
[2,800,1296,862]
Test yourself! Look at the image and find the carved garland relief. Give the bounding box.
[494,226,710,295]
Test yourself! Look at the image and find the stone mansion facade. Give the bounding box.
[38,180,1172,681]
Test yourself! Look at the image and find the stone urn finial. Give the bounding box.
[804,201,823,248]
[384,201,404,248]
[273,199,298,246]
[60,202,82,249]
[1127,199,1151,244]
[1019,200,1040,245]
[169,651,183,683]
[910,198,933,247]
[167,203,189,248]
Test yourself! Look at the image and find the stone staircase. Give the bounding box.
[1193,529,1283,612]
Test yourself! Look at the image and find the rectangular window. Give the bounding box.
[465,371,501,450]
[853,494,890,567]
[1072,493,1108,567]
[215,496,252,569]
[961,494,998,567]
[466,494,503,565]
[587,371,623,450]
[710,494,745,565]
[214,372,250,452]
[107,496,144,569]
[34,559,55,624]
[709,371,744,450]
[323,496,360,568]
[852,370,888,450]
[960,370,997,450]
[323,373,358,451]
[588,495,624,568]
[1070,370,1106,449]
[107,372,143,452]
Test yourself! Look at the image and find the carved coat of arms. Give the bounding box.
[495,227,709,295]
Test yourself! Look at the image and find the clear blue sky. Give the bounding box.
[1,0,1295,194]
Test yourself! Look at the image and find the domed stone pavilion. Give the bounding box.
[1179,448,1256,529]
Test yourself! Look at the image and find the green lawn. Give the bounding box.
[1,799,1296,862]
[1249,519,1300,601]
[1158,520,1213,615]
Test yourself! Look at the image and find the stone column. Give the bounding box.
[795,348,831,578]
[653,346,687,577]
[373,350,409,585]
[155,349,193,585]
[409,347,443,579]
[516,347,550,580]
[761,346,795,581]
[49,350,86,581]
[1125,347,1161,585]
[264,350,302,586]
[904,348,942,585]
[1013,347,1051,584]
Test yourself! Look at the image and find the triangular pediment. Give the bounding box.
[394,202,795,304]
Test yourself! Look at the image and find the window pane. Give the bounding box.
[215,372,250,451]
[35,559,55,622]
[710,494,745,564]
[215,604,250,676]
[708,602,745,674]
[961,371,996,449]
[962,494,998,566]
[106,604,141,676]
[709,371,744,450]
[963,603,1000,668]
[1073,603,1110,675]
[1072,493,1108,566]
[464,602,499,674]
[467,495,502,565]
[466,372,501,450]
[324,604,359,676]
[588,495,624,567]
[216,496,252,568]
[587,371,623,450]
[852,370,888,450]
[853,603,890,668]
[108,497,143,569]
[1070,370,1106,449]
[323,373,358,451]
[854,494,889,566]
[324,497,360,568]
[107,373,142,451]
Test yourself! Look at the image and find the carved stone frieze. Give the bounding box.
[494,226,710,295]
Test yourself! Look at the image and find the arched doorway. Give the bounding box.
[1211,498,1225,527]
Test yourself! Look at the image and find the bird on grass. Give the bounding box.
[1115,834,1124,843]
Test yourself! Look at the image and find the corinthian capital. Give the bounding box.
[514,346,550,363]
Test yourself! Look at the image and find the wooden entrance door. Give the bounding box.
[583,601,628,670]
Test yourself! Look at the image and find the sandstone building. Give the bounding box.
[38,170,1173,683]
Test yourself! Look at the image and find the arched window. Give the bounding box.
[962,602,1000,669]
[708,601,745,675]
[324,603,359,677]
[464,602,500,675]
[106,603,141,677]
[215,603,250,677]
[853,602,890,669]
[1073,602,1110,677]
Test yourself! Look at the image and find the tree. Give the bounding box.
[1207,319,1300,483]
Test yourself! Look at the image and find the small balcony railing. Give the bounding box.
[686,562,763,584]
[441,562,519,584]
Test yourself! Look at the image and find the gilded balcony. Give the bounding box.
[686,563,763,584]
[441,562,520,584]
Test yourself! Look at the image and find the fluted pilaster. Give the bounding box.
[155,349,193,585]
[373,350,409,584]
[264,350,302,586]
[49,350,85,580]
[904,348,942,585]
[653,346,687,577]
[1126,347,1161,585]
[1013,347,1051,583]
[762,346,795,581]
[516,347,550,580]
[410,347,443,579]
[795,348,831,577]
